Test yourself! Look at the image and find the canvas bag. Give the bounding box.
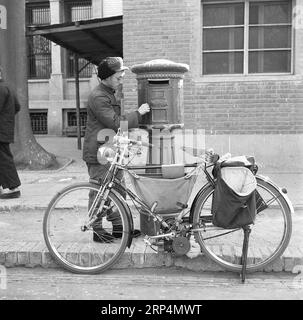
[211,164,257,229]
[126,170,197,214]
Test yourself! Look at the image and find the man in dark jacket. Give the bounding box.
[83,57,150,242]
[0,68,21,199]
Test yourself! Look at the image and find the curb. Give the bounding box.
[18,157,74,174]
[0,199,141,212]
[0,240,302,273]
[0,205,47,212]
[1,203,302,213]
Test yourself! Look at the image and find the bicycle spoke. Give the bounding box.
[43,183,130,274]
[192,177,292,272]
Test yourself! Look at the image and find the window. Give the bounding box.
[202,0,292,75]
[26,3,51,79]
[29,110,48,134]
[63,109,87,136]
[65,0,93,78]
[67,110,87,127]
[65,0,92,22]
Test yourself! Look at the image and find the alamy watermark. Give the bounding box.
[96,121,207,165]
[0,265,7,290]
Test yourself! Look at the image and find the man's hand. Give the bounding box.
[138,103,150,115]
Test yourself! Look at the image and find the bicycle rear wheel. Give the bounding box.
[43,182,130,274]
[192,176,292,272]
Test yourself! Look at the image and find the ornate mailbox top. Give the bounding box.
[131,59,189,77]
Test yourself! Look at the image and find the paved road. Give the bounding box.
[0,267,302,300]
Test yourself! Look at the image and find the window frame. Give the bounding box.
[29,109,48,135]
[26,1,52,79]
[201,0,294,77]
[62,108,87,136]
[64,0,93,23]
[64,0,93,78]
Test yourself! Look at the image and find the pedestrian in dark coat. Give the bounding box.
[83,57,150,243]
[0,68,21,199]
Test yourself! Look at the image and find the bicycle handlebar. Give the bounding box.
[113,136,153,148]
[219,153,232,161]
[130,139,153,148]
[139,123,184,131]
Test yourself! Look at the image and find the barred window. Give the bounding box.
[29,110,48,134]
[26,3,51,79]
[202,0,292,75]
[63,109,87,136]
[67,110,87,127]
[65,0,93,78]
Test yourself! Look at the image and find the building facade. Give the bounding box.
[26,0,303,171]
[122,0,303,171]
[26,0,122,136]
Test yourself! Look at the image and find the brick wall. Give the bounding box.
[123,0,303,134]
[183,79,303,134]
[123,0,194,111]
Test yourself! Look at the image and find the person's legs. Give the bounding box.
[86,162,141,242]
[0,142,21,199]
[87,162,122,242]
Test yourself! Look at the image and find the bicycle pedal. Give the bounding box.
[143,237,152,246]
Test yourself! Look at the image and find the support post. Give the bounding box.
[74,53,81,150]
[241,225,251,283]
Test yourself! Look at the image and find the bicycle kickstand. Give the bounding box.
[241,225,251,283]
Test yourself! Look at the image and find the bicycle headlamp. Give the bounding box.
[97,146,115,164]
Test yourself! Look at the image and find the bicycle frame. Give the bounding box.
[84,131,291,241]
[83,137,218,238]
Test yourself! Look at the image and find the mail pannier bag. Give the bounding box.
[126,171,197,214]
[211,165,257,229]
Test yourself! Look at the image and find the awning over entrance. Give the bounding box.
[27,15,123,150]
[26,15,123,65]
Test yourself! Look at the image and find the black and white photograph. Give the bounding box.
[0,0,302,311]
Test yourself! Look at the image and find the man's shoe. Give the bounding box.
[112,225,141,239]
[0,188,21,199]
[132,229,141,238]
[93,229,115,243]
[112,225,123,238]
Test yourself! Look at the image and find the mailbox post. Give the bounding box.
[130,60,190,236]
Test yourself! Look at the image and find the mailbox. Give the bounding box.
[130,59,189,167]
[131,59,189,126]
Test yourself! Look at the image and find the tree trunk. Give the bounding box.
[0,0,58,169]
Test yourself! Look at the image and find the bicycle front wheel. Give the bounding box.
[192,176,292,272]
[43,182,130,274]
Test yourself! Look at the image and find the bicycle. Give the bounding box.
[43,129,293,282]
